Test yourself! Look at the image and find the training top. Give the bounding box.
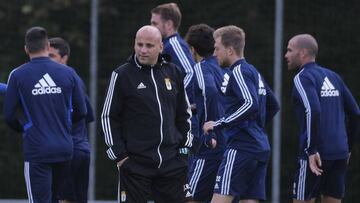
[0,82,7,95]
[101,54,192,168]
[292,62,360,160]
[69,72,94,153]
[4,57,87,163]
[193,56,230,159]
[72,84,94,153]
[163,33,195,104]
[213,59,280,161]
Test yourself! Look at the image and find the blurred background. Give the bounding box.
[0,0,359,202]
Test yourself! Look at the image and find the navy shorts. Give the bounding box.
[24,161,70,203]
[188,158,221,202]
[214,149,269,200]
[293,158,348,201]
[58,150,90,203]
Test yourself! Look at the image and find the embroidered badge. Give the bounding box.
[121,191,126,202]
[165,78,172,90]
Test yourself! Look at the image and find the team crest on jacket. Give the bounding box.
[120,191,126,202]
[165,78,172,90]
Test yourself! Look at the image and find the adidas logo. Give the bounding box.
[320,77,339,97]
[258,74,266,95]
[32,73,62,95]
[221,73,230,93]
[137,82,146,89]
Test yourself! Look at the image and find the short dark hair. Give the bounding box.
[185,24,215,57]
[151,3,182,30]
[49,37,70,57]
[25,26,48,54]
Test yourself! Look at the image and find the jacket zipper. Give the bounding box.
[151,68,164,168]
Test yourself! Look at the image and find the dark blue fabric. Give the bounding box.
[213,59,280,161]
[0,82,7,95]
[193,56,230,159]
[58,150,90,202]
[4,57,87,162]
[292,62,360,159]
[26,161,70,203]
[163,33,196,104]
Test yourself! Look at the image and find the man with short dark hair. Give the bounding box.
[49,37,71,65]
[101,25,193,203]
[184,23,230,202]
[285,34,360,203]
[4,26,87,203]
[49,37,94,203]
[203,25,279,203]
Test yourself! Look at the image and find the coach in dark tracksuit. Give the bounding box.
[101,25,193,203]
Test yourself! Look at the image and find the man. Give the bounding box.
[3,26,87,203]
[49,37,94,203]
[203,25,280,203]
[285,34,360,203]
[101,25,193,203]
[151,2,196,105]
[184,24,230,202]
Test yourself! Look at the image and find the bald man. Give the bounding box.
[101,25,193,203]
[285,34,360,203]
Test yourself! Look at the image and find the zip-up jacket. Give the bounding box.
[213,59,280,161]
[163,33,195,104]
[193,56,230,159]
[292,62,360,160]
[70,70,94,153]
[72,91,94,153]
[4,57,87,163]
[101,54,193,168]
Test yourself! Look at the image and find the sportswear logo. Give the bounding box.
[216,176,221,182]
[258,74,266,95]
[183,183,192,198]
[183,183,191,191]
[214,183,219,189]
[320,77,339,97]
[221,73,230,93]
[137,82,147,89]
[32,73,62,95]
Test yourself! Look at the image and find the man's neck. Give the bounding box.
[300,58,316,68]
[229,55,244,66]
[165,30,177,38]
[29,51,49,59]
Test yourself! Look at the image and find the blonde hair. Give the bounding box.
[213,25,245,55]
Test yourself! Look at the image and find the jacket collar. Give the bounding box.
[129,53,171,69]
